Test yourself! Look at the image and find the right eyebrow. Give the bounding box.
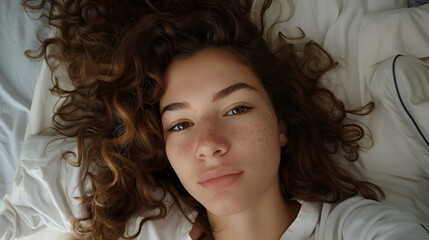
[212,82,258,102]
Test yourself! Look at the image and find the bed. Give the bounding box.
[1,0,428,239]
[0,0,43,210]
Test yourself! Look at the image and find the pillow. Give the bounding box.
[355,4,429,229]
[358,55,429,228]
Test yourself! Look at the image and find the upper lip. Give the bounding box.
[198,166,243,183]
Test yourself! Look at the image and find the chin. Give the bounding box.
[203,194,249,217]
[206,205,241,217]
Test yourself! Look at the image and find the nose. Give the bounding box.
[195,117,229,160]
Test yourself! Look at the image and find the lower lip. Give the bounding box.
[200,172,242,191]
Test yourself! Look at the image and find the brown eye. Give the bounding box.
[225,105,252,116]
[168,122,194,132]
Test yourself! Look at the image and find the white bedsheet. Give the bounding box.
[360,55,429,228]
[1,0,429,239]
[0,0,43,209]
[356,4,429,227]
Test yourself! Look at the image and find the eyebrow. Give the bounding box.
[160,82,258,116]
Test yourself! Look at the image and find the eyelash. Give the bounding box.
[225,105,252,116]
[167,105,253,132]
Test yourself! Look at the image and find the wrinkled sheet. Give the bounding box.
[0,0,43,209]
[1,0,429,239]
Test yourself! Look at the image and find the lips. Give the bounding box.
[198,167,243,190]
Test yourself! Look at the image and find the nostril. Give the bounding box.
[213,149,223,155]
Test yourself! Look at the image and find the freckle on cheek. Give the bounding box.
[167,142,190,160]
[178,141,193,158]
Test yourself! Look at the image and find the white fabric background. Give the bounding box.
[0,0,43,209]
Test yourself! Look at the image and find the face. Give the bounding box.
[160,49,287,216]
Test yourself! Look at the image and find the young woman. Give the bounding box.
[18,0,428,239]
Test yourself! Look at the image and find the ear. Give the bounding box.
[278,120,288,147]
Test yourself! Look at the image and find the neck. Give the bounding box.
[207,180,301,240]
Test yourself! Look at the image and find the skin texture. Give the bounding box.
[160,49,298,239]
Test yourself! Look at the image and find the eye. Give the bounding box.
[225,105,252,116]
[168,121,194,132]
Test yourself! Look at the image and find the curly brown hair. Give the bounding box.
[23,0,383,239]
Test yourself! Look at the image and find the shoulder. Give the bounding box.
[319,196,429,240]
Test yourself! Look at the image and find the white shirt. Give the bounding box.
[281,197,429,240]
[1,135,428,240]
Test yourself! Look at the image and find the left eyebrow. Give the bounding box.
[160,82,258,116]
[212,82,258,102]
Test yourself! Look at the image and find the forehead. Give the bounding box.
[160,49,265,106]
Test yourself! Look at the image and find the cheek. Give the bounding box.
[165,137,195,175]
[232,110,278,155]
